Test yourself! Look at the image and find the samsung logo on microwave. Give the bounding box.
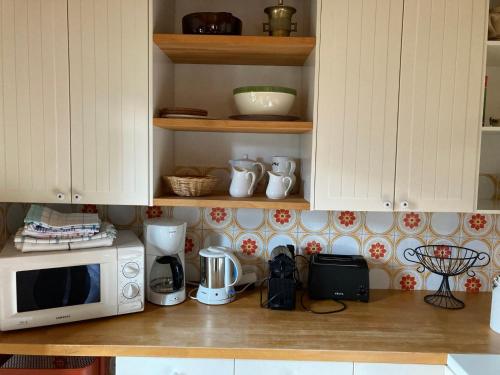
[55,315,71,320]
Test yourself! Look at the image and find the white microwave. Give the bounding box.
[0,230,144,331]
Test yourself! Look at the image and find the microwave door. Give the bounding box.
[16,264,102,313]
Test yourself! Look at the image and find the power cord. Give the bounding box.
[188,287,198,300]
[187,279,261,302]
[300,291,347,314]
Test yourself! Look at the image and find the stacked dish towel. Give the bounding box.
[14,205,117,252]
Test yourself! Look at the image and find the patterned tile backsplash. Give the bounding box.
[1,203,499,293]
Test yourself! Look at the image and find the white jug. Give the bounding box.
[271,156,296,190]
[229,167,257,198]
[266,171,293,200]
[229,155,266,183]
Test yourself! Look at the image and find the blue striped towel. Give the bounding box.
[24,205,100,232]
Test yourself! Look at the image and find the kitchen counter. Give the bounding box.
[0,290,499,364]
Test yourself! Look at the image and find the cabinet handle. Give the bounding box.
[56,193,65,201]
[383,201,392,209]
[73,194,82,202]
[400,201,410,209]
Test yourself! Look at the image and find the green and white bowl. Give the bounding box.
[233,86,297,116]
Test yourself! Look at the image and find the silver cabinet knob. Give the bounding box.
[56,193,65,201]
[73,194,82,202]
[383,201,392,209]
[400,201,410,209]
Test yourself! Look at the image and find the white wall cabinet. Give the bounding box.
[314,0,487,212]
[235,359,353,375]
[354,363,445,375]
[116,357,234,375]
[314,0,403,212]
[395,0,486,213]
[0,0,150,206]
[68,0,149,205]
[0,0,72,204]
[116,357,453,375]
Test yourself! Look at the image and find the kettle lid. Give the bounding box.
[199,246,232,258]
[230,154,257,163]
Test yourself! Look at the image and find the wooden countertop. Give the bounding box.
[0,290,499,364]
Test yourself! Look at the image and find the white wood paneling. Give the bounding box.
[314,0,403,211]
[235,359,353,375]
[116,357,234,375]
[395,0,487,212]
[68,0,149,205]
[0,0,71,203]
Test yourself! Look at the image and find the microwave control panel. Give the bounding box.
[117,237,145,315]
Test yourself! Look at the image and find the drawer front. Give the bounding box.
[116,357,234,375]
[235,359,353,375]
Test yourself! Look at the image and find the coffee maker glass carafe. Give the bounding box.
[149,255,184,294]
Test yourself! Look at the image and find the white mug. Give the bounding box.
[266,171,293,200]
[229,167,257,198]
[271,156,296,176]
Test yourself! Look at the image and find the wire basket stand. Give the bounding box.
[404,245,490,309]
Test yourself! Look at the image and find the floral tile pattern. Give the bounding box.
[0,202,499,292]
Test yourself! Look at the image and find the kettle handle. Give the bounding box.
[246,171,257,196]
[225,251,243,287]
[253,162,266,183]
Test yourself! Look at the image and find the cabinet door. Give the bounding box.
[68,0,149,205]
[115,357,235,375]
[314,0,403,211]
[354,363,445,375]
[235,359,353,375]
[395,0,487,212]
[0,0,71,203]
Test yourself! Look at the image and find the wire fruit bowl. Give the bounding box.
[404,245,490,309]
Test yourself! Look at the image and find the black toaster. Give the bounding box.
[308,254,369,302]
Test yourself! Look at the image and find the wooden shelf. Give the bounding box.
[153,34,316,66]
[153,194,310,210]
[153,118,312,134]
[482,127,500,133]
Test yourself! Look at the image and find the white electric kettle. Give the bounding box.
[196,246,243,305]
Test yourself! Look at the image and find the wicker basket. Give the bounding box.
[164,175,218,197]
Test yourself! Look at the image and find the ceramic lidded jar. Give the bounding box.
[229,155,265,183]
